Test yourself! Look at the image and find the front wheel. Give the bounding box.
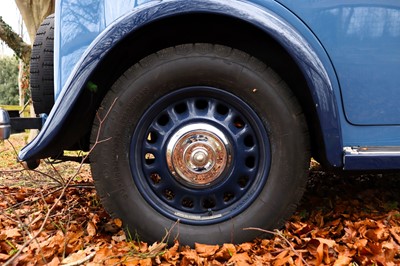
[90,44,310,245]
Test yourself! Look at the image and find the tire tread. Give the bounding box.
[30,14,55,114]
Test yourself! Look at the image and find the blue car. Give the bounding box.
[1,0,399,245]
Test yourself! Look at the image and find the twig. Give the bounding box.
[3,174,75,265]
[3,99,117,265]
[36,190,52,264]
[4,157,77,264]
[160,219,180,248]
[19,99,32,116]
[0,169,25,173]
[30,168,65,186]
[61,252,96,266]
[3,182,94,212]
[45,160,67,185]
[62,210,72,260]
[83,98,118,163]
[5,139,64,186]
[243,227,310,266]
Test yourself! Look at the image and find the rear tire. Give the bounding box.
[90,43,310,245]
[30,14,55,115]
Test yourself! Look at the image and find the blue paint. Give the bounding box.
[344,155,400,171]
[277,0,400,126]
[19,0,400,170]
[54,0,154,99]
[275,0,400,150]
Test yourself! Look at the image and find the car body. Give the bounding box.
[18,0,400,170]
[2,0,399,244]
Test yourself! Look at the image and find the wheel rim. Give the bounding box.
[130,87,271,225]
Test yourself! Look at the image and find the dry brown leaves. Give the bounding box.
[1,134,400,265]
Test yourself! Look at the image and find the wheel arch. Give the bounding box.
[19,0,343,168]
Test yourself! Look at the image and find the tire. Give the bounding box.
[30,14,55,115]
[90,44,310,245]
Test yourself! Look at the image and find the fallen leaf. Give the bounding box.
[181,249,201,265]
[148,241,167,257]
[162,240,180,262]
[87,221,96,237]
[237,242,252,252]
[333,254,352,266]
[91,247,113,263]
[389,227,400,245]
[61,249,89,265]
[228,252,253,265]
[195,242,219,257]
[4,228,21,238]
[215,243,236,260]
[114,218,123,227]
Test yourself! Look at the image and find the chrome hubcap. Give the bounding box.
[166,123,232,187]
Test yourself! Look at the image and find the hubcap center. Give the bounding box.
[166,123,232,187]
[191,148,208,167]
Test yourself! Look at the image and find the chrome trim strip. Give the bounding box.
[344,146,400,155]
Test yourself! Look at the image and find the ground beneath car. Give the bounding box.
[1,133,399,265]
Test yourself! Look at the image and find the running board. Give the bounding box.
[343,146,400,170]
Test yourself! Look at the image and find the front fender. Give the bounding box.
[19,0,343,167]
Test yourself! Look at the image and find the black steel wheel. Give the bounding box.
[30,14,55,115]
[90,44,310,245]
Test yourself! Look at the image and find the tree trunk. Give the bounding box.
[18,60,30,106]
[14,0,55,42]
[0,1,55,57]
[0,16,31,64]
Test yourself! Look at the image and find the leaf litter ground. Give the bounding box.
[1,133,400,265]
